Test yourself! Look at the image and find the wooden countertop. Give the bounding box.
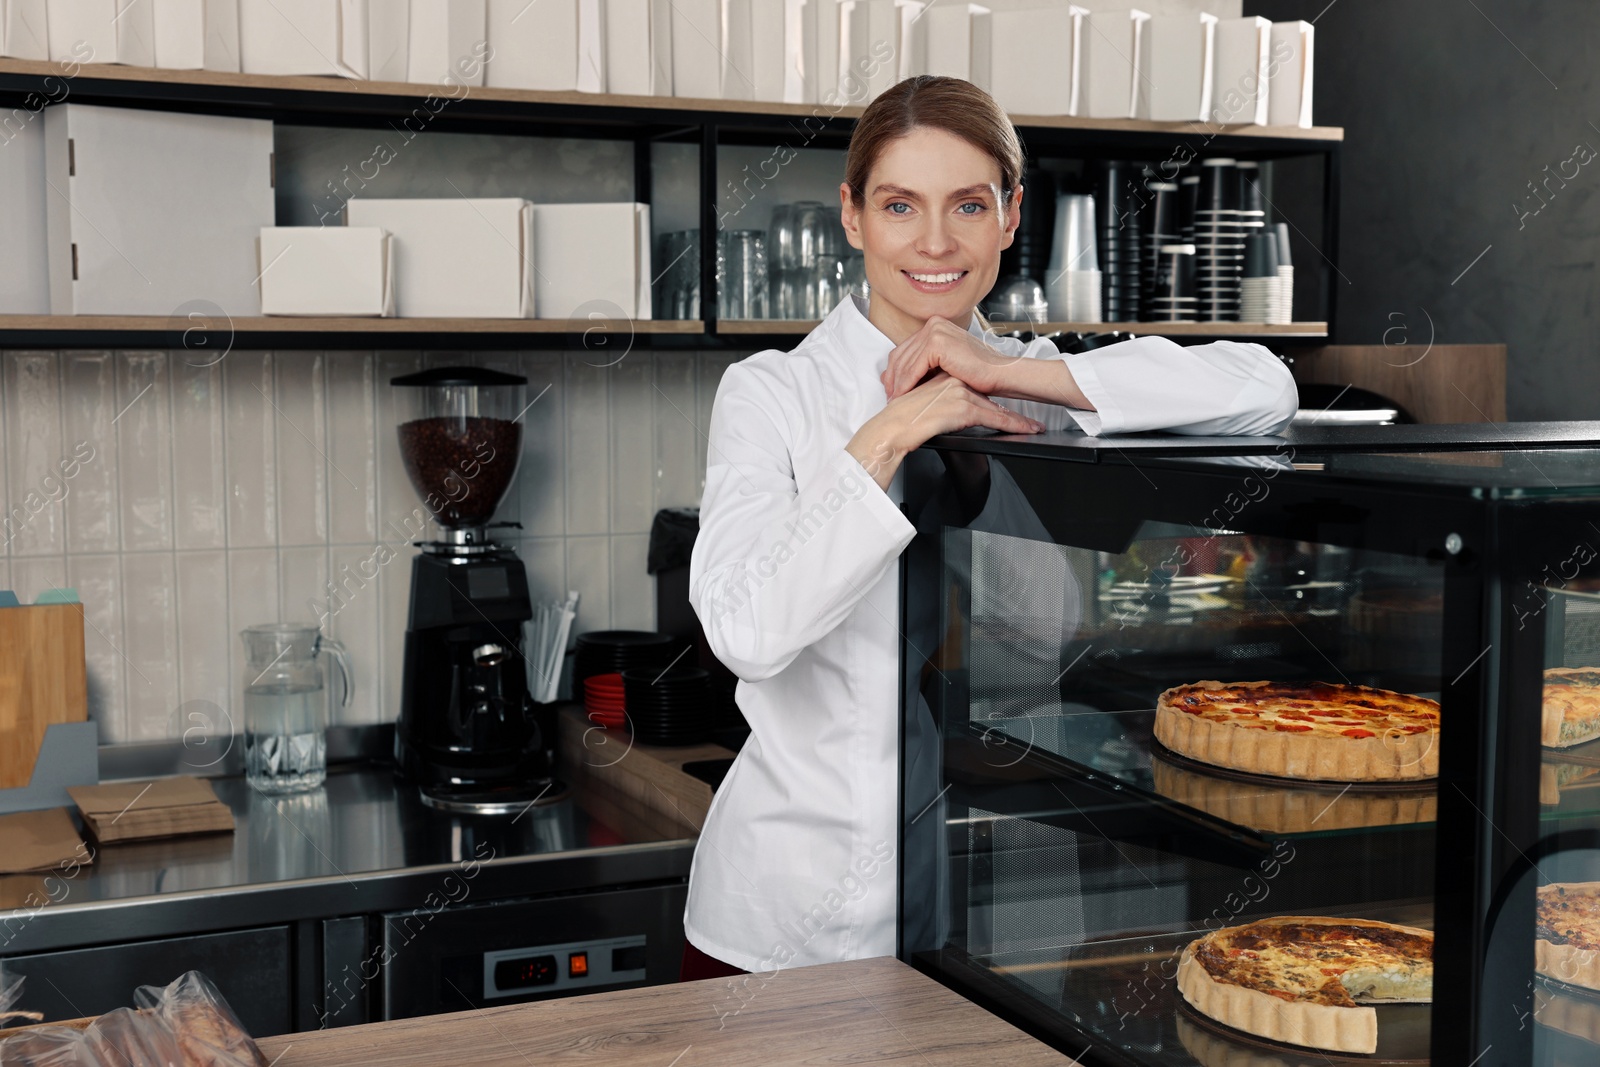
[255,956,1075,1065]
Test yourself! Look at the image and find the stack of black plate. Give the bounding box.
[1097,162,1143,322]
[621,666,711,745]
[572,631,678,691]
[1194,158,1243,322]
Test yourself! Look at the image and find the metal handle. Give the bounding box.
[318,635,354,710]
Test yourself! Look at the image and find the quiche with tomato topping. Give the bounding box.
[1536,882,1600,992]
[1177,916,1434,1055]
[1155,680,1440,781]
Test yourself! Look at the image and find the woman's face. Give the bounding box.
[840,126,1021,341]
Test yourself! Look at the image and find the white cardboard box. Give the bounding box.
[0,116,48,313]
[1080,8,1149,120]
[152,0,242,72]
[485,0,600,92]
[258,227,395,316]
[531,202,651,320]
[237,0,366,78]
[367,0,408,82]
[408,0,486,87]
[806,0,843,103]
[914,3,989,89]
[345,199,535,318]
[989,5,1082,116]
[1269,20,1313,128]
[48,0,155,66]
[605,0,671,95]
[1,0,48,59]
[1143,12,1215,122]
[721,0,753,101]
[1212,15,1269,125]
[42,104,274,316]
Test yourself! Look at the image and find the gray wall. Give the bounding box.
[1247,0,1600,420]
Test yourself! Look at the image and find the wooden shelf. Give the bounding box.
[722,319,1329,339]
[0,58,1343,148]
[0,315,1327,349]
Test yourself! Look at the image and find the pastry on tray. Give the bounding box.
[1537,883,1600,992]
[1150,755,1436,834]
[1177,916,1434,1055]
[1155,681,1440,782]
[1542,668,1600,749]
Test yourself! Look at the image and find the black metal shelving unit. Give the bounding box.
[0,58,1345,350]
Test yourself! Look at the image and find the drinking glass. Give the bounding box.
[655,230,700,319]
[718,230,770,319]
[241,623,351,794]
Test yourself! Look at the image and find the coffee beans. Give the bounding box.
[397,417,522,528]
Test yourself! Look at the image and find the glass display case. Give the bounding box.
[896,437,1600,1067]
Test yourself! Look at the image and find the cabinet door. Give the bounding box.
[3,926,292,1037]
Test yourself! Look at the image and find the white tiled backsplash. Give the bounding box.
[0,349,739,743]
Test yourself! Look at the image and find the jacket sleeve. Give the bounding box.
[1000,335,1299,437]
[689,364,916,683]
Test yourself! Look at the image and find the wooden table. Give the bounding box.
[255,957,1076,1065]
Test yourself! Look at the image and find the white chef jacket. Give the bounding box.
[685,294,1297,972]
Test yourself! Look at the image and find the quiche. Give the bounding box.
[1155,680,1440,782]
[1542,668,1600,748]
[1540,761,1599,806]
[1177,916,1434,1055]
[1536,882,1600,991]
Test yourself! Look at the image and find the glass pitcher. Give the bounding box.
[241,623,352,794]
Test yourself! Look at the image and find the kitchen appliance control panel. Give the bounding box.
[483,935,648,997]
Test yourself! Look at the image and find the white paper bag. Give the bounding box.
[43,104,274,316]
[238,0,366,78]
[258,227,395,317]
[367,0,408,82]
[749,0,785,102]
[47,0,155,66]
[1212,16,1269,126]
[1,0,49,59]
[913,3,989,89]
[152,0,241,71]
[839,0,919,102]
[408,0,485,87]
[989,5,1082,116]
[1080,8,1149,120]
[532,202,651,319]
[345,198,535,318]
[671,0,721,98]
[485,0,601,91]
[0,116,48,313]
[605,0,671,95]
[1143,12,1215,122]
[1269,20,1313,128]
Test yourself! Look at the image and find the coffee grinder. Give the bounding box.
[390,366,562,813]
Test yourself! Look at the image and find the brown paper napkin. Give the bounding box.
[67,777,234,844]
[0,807,91,874]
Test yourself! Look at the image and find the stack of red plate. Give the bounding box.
[583,673,627,731]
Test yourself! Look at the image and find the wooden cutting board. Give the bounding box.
[0,604,89,790]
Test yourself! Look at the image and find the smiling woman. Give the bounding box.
[681,75,1300,979]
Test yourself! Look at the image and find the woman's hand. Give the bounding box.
[846,372,1043,491]
[882,315,1098,412]
[881,316,1018,399]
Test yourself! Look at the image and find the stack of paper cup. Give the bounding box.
[1273,222,1294,323]
[1046,192,1102,321]
[1239,232,1281,323]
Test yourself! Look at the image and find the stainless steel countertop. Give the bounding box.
[0,764,697,956]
